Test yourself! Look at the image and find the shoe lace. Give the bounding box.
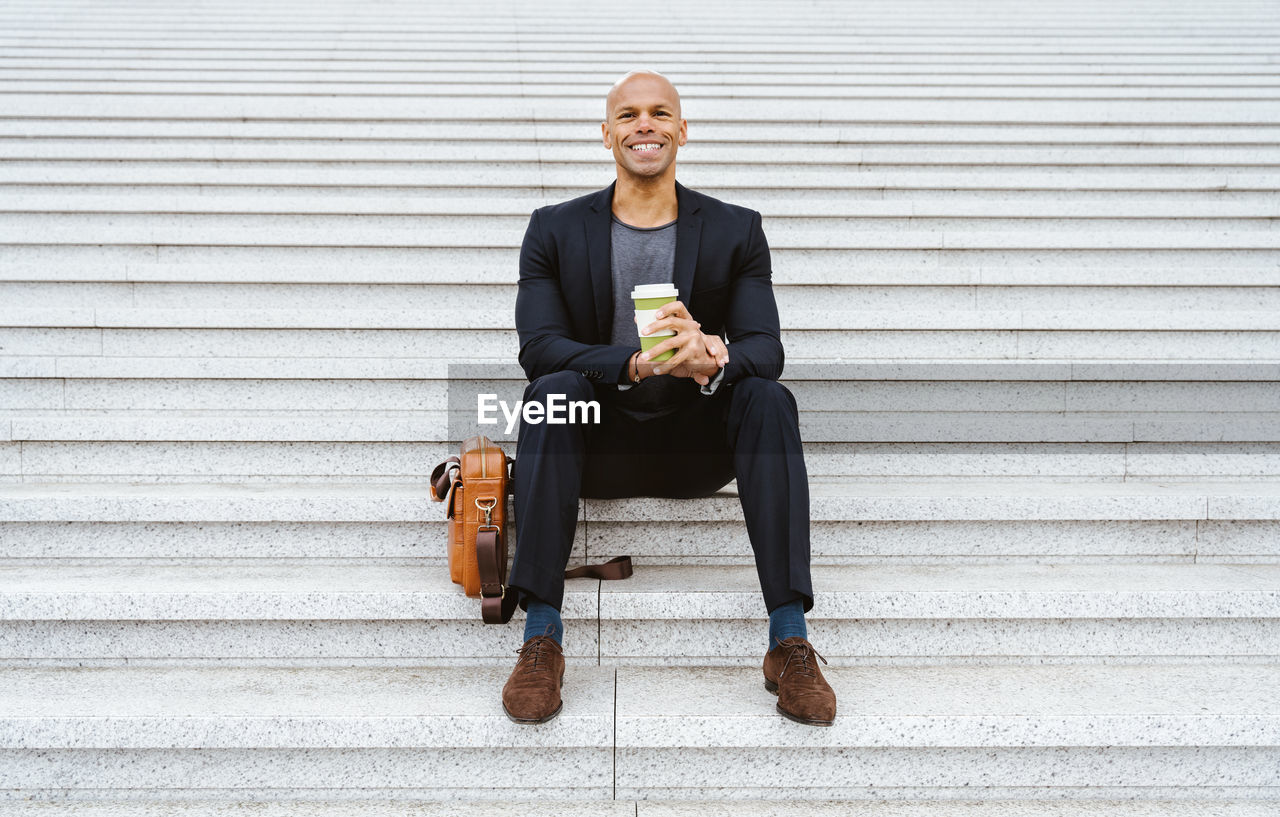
[514,623,558,674]
[775,636,828,680]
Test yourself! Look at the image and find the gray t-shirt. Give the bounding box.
[608,213,694,422]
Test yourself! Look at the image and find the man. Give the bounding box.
[503,70,836,727]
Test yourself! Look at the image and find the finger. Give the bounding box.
[714,345,730,367]
[640,322,701,353]
[645,323,703,362]
[657,301,690,320]
[642,317,698,342]
[641,330,690,360]
[650,334,692,372]
[704,335,729,366]
[660,327,701,361]
[655,335,698,374]
[640,318,675,337]
[711,338,732,366]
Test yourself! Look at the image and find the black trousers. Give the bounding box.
[507,370,813,616]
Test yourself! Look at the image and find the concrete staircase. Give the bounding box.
[1,0,1279,810]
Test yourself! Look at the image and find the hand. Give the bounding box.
[671,332,729,386]
[635,300,729,386]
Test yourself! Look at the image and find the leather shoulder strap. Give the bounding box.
[564,556,633,581]
[429,456,460,502]
[477,528,518,624]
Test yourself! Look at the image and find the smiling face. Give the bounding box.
[601,71,687,184]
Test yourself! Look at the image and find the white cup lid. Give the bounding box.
[631,283,678,299]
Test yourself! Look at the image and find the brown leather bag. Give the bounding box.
[431,434,632,624]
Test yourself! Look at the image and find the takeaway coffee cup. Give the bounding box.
[631,283,679,363]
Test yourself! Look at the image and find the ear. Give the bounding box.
[601,121,612,148]
[677,118,688,147]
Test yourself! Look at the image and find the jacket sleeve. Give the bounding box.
[514,208,637,384]
[719,209,785,384]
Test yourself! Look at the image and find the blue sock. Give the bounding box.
[523,599,564,646]
[768,598,807,652]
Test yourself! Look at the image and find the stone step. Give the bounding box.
[598,563,1280,665]
[4,362,1275,407]
[0,801,1271,816]
[6,410,1280,444]
[0,663,614,798]
[1,479,1277,562]
[7,216,1280,248]
[611,662,1280,799]
[6,201,1280,245]
[14,65,1280,88]
[0,561,1276,665]
[6,187,1275,212]
[0,561,599,666]
[8,141,1280,164]
[9,328,1280,362]
[7,244,1273,283]
[10,307,1280,330]
[6,357,1279,380]
[2,44,1269,62]
[5,120,1277,144]
[16,15,1269,33]
[9,215,1280,245]
[12,280,1280,315]
[6,262,1279,287]
[0,662,1276,799]
[2,20,1271,36]
[0,478,1275,559]
[6,192,1278,219]
[3,163,1277,190]
[17,321,1280,366]
[9,80,1280,102]
[0,33,1267,48]
[4,440,1280,482]
[0,803,638,817]
[10,29,1268,52]
[7,362,1279,409]
[3,42,1275,59]
[10,62,1280,80]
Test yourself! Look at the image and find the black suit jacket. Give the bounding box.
[514,180,784,389]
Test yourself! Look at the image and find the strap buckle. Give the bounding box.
[475,496,497,526]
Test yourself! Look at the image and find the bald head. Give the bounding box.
[605,70,681,120]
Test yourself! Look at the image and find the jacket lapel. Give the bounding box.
[585,182,616,343]
[673,181,703,306]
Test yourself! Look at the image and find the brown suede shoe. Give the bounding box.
[501,625,565,724]
[763,636,836,726]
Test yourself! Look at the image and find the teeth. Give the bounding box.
[630,144,661,152]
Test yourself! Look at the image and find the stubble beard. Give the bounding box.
[617,148,675,185]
